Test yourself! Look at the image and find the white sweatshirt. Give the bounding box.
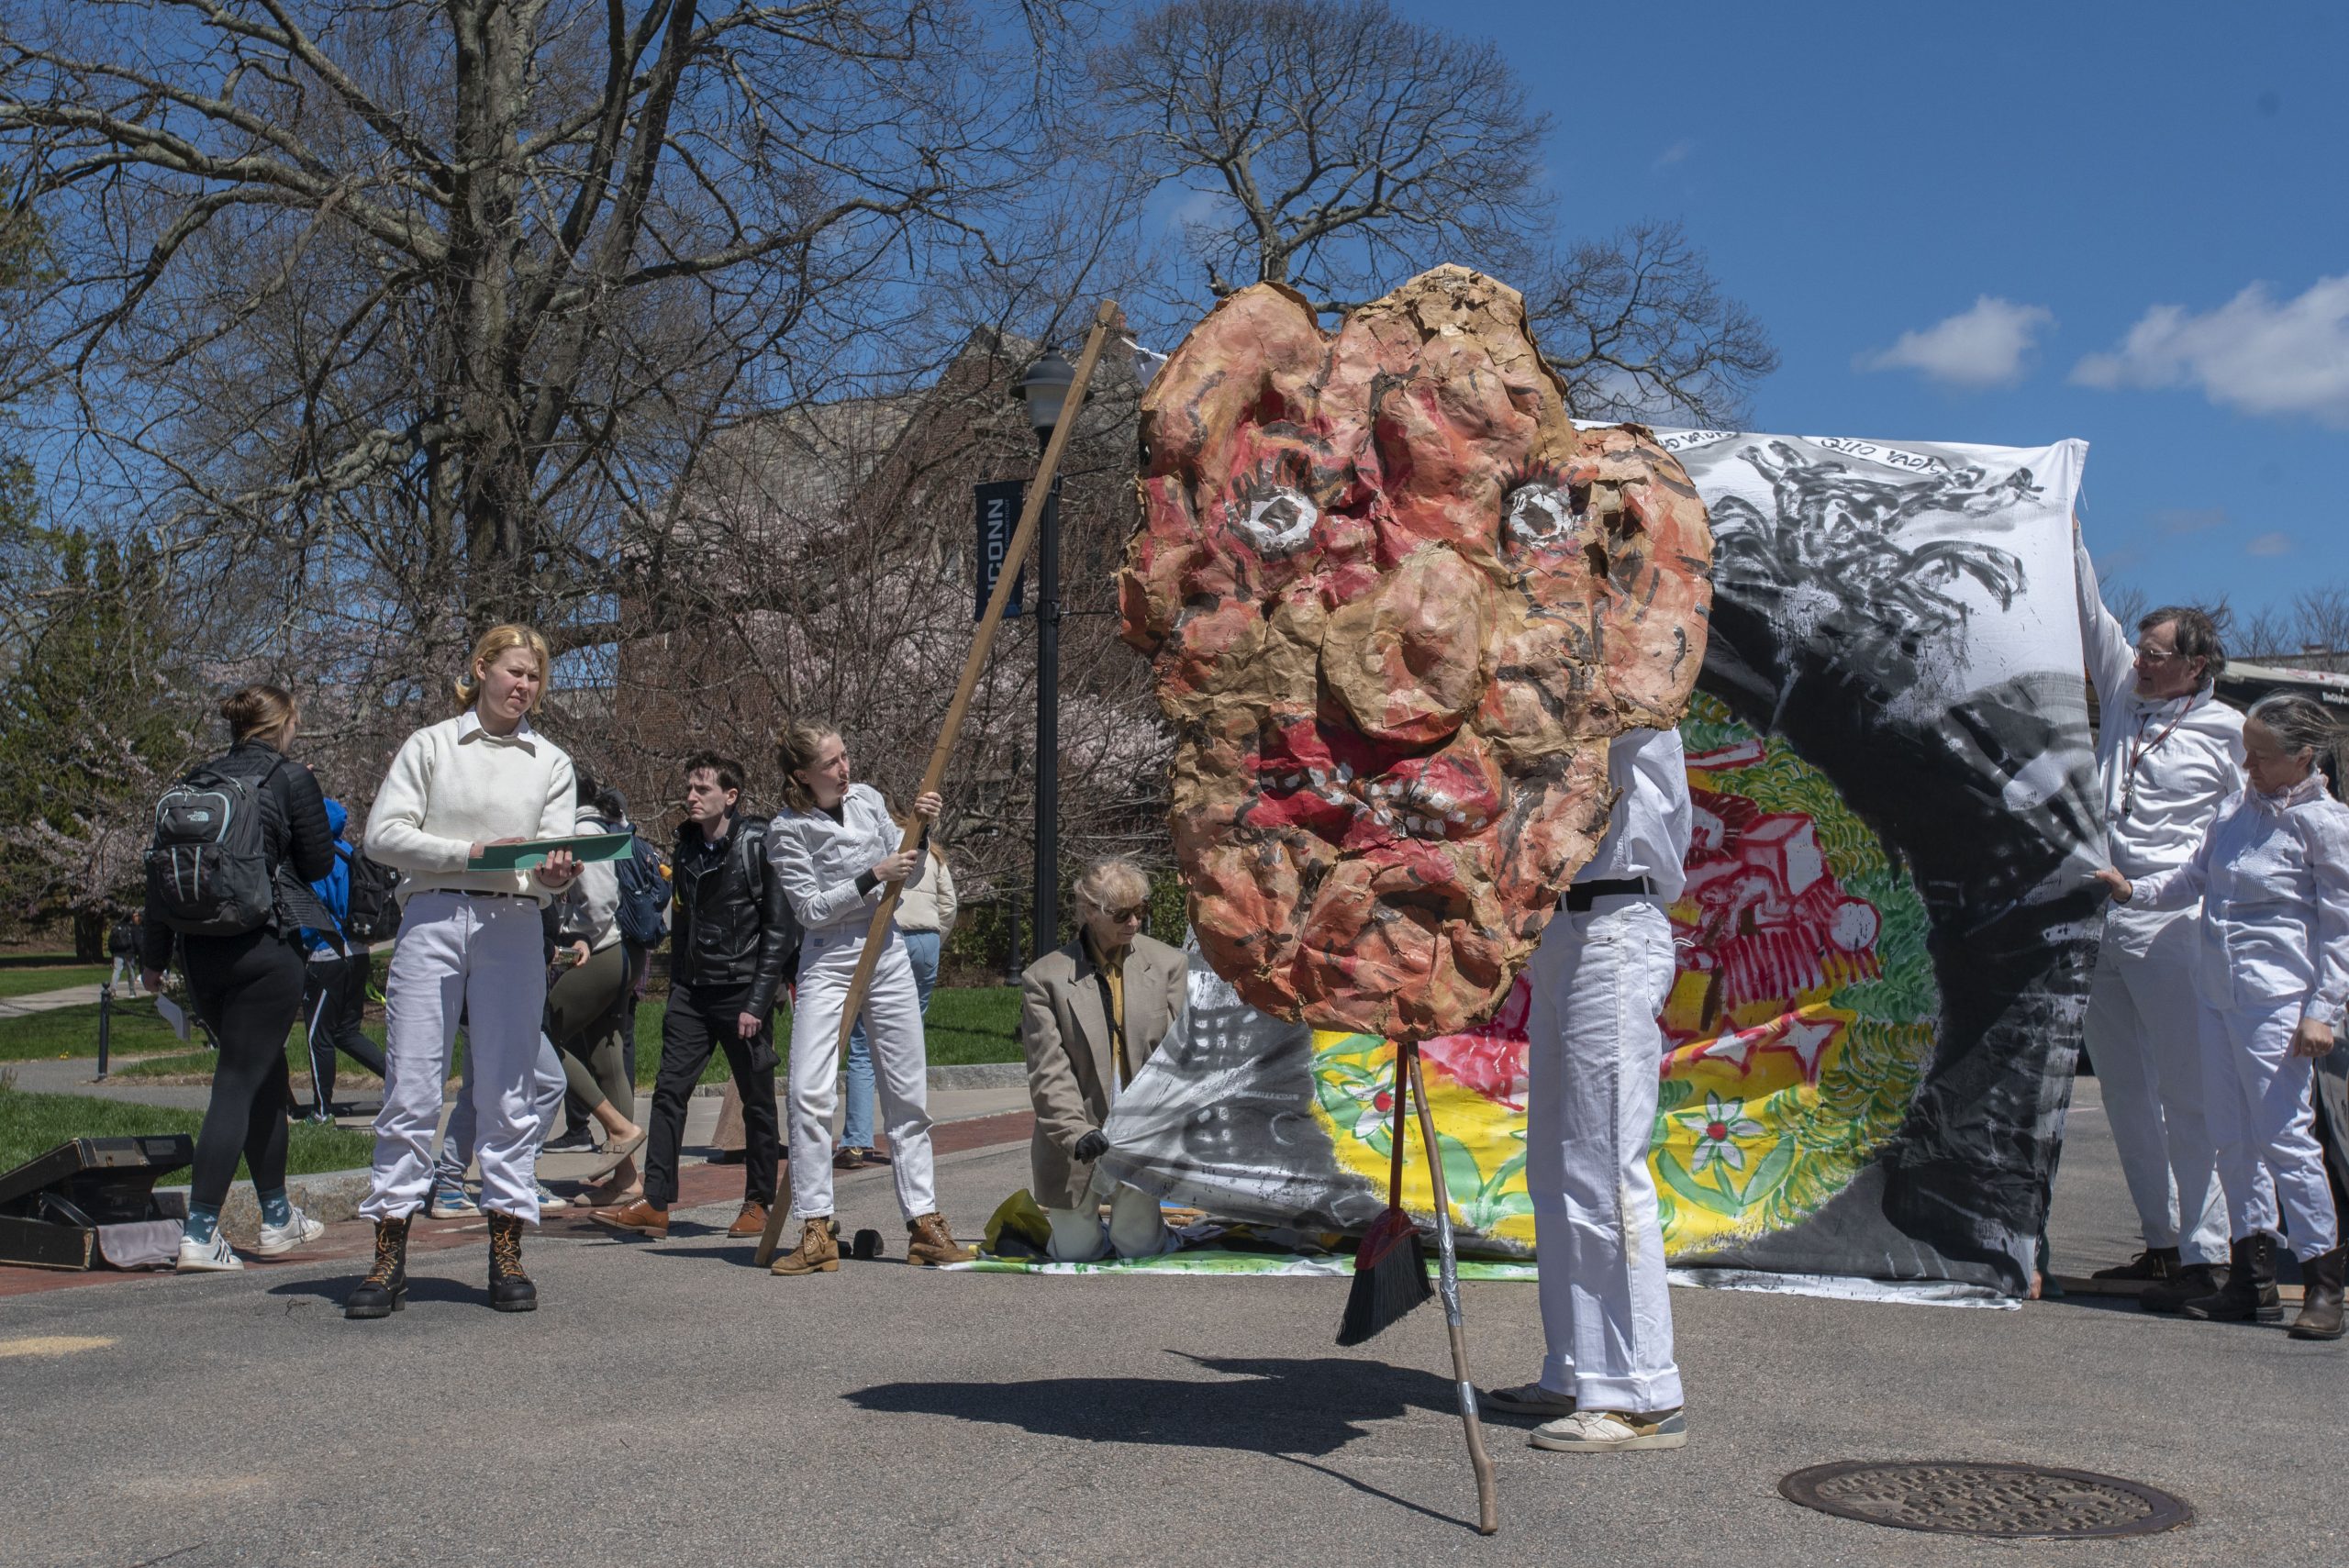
[896,851,958,936]
[366,711,577,904]
[559,808,623,951]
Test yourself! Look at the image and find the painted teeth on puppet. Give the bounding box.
[1227,486,1318,556]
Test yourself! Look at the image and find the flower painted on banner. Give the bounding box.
[1314,1051,1406,1145]
[1675,1092,1764,1174]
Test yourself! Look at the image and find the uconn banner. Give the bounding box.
[1103,430,2100,1298]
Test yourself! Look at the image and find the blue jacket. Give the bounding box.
[302,797,352,953]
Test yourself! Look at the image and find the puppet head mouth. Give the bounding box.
[1244,720,1503,850]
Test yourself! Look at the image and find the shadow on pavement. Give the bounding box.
[264,1273,484,1307]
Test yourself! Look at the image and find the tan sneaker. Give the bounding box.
[770,1216,840,1275]
[1530,1407,1687,1452]
[905,1212,975,1267]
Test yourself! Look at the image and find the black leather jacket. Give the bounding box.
[670,812,798,1019]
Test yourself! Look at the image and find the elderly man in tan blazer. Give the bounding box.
[1020,858,1188,1262]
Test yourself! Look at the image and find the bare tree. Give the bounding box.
[1092,0,1547,316]
[0,0,1081,678]
[1092,0,1776,424]
[1530,219,1779,427]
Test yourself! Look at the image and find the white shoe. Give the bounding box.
[253,1207,326,1257]
[174,1229,245,1273]
[1530,1407,1687,1452]
[428,1185,480,1219]
[1484,1381,1578,1418]
[534,1180,569,1212]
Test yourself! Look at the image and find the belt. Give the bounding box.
[1565,877,1654,911]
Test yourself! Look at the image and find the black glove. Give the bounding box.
[1072,1129,1109,1163]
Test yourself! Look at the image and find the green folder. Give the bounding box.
[465,831,633,872]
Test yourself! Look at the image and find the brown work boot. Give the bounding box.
[2290,1244,2345,1340]
[728,1201,769,1239]
[906,1211,976,1267]
[770,1216,841,1275]
[590,1197,670,1239]
[343,1215,409,1319]
[487,1211,537,1313]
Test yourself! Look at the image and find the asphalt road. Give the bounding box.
[0,1081,2341,1568]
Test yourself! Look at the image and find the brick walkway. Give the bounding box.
[0,1108,1033,1301]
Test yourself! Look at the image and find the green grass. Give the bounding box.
[0,962,110,998]
[0,1083,374,1181]
[0,984,1024,1086]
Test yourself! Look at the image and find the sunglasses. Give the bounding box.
[1108,904,1148,924]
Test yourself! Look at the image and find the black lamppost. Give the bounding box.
[1015,350,1074,957]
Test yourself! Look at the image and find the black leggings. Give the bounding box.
[184,929,306,1209]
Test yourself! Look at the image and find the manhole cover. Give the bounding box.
[1779,1461,2193,1540]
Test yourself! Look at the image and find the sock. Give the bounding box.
[185,1204,221,1245]
[259,1189,293,1228]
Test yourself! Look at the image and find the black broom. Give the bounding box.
[1336,1044,1431,1345]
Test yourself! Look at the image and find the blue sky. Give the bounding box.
[1390,0,2349,627]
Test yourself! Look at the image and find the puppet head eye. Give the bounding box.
[1502,481,1578,549]
[1228,486,1319,557]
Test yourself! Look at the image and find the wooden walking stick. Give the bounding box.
[755,300,1125,1269]
[1406,1043,1500,1535]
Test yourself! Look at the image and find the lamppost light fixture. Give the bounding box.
[1016,350,1076,437]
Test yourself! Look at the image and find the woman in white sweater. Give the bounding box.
[767,722,972,1274]
[347,624,582,1319]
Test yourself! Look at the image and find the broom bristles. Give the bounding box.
[1336,1207,1432,1346]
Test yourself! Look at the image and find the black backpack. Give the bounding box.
[613,830,671,948]
[339,844,403,943]
[146,756,284,936]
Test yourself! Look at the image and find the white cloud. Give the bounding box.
[2247,532,2294,557]
[1857,297,2054,389]
[2071,274,2349,428]
[1653,139,1694,169]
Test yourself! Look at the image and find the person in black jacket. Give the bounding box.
[594,752,796,1240]
[140,684,337,1273]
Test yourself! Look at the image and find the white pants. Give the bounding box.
[435,1030,566,1191]
[1045,1184,1170,1262]
[1524,896,1683,1414]
[787,927,936,1222]
[2084,919,2227,1261]
[2199,999,2339,1260]
[362,892,549,1223]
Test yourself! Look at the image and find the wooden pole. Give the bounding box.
[1407,1045,1500,1535]
[755,300,1125,1269]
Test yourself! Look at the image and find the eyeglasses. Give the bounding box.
[2133,648,2186,665]
[1108,905,1148,924]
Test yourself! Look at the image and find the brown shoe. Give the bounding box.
[728,1201,769,1239]
[590,1198,670,1239]
[831,1146,867,1171]
[771,1215,841,1275]
[906,1211,975,1267]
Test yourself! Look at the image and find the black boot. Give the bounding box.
[2093,1245,2182,1283]
[2182,1234,2282,1323]
[2288,1245,2345,1340]
[487,1211,537,1313]
[2141,1261,2227,1315]
[344,1216,409,1319]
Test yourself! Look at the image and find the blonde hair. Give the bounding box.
[453,624,552,714]
[220,684,296,745]
[774,721,843,812]
[1073,858,1151,917]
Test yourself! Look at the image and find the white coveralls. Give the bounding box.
[768,783,938,1224]
[2076,539,2242,1262]
[1523,728,1690,1415]
[2132,775,2347,1261]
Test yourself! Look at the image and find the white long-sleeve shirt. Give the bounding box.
[2131,775,2349,1024]
[1574,728,1693,900]
[365,711,576,904]
[768,782,901,940]
[2076,534,2245,955]
[559,808,623,952]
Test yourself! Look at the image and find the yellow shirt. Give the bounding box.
[1084,933,1130,1086]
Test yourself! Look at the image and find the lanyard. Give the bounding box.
[2120,700,2189,820]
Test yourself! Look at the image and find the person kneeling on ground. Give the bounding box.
[1019,859,1186,1262]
